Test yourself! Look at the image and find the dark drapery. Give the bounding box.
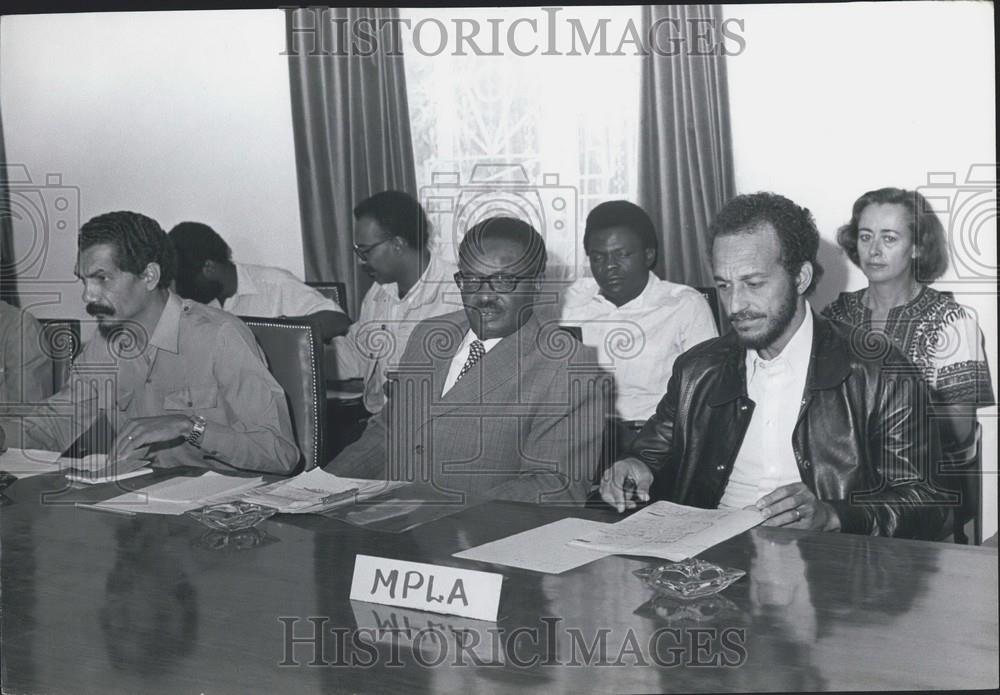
[1,22,20,307]
[638,4,736,288]
[285,7,417,317]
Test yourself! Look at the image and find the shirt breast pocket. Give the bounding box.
[163,385,219,412]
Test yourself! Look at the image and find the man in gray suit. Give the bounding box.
[327,217,610,506]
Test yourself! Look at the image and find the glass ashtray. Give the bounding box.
[634,558,745,600]
[186,501,277,532]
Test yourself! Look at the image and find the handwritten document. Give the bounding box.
[454,518,612,574]
[569,501,763,561]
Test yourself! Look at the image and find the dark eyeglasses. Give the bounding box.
[352,238,393,261]
[453,272,535,294]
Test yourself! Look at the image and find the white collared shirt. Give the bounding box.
[332,253,460,413]
[719,305,814,509]
[560,272,718,420]
[211,262,344,317]
[441,330,503,396]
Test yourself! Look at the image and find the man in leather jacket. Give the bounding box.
[600,192,949,540]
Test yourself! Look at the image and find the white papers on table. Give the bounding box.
[569,501,763,561]
[453,518,612,574]
[0,447,62,477]
[63,454,153,484]
[91,472,265,515]
[240,467,408,514]
[0,447,152,483]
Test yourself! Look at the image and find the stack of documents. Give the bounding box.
[90,472,265,515]
[0,447,62,478]
[240,468,408,514]
[0,447,152,483]
[63,454,152,484]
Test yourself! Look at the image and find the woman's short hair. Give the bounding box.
[837,187,949,282]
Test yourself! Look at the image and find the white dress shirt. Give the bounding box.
[210,262,344,317]
[560,272,718,420]
[719,306,813,509]
[332,254,460,413]
[441,330,503,396]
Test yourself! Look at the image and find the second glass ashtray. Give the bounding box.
[634,557,745,600]
[186,501,277,532]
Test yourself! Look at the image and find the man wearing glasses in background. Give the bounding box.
[331,191,457,415]
[327,217,610,506]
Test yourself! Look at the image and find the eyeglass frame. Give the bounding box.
[453,271,540,294]
[352,237,394,261]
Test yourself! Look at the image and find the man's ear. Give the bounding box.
[796,261,814,296]
[142,262,161,290]
[201,259,218,279]
[644,247,656,269]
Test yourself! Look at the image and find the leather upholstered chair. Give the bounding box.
[240,316,326,471]
[37,318,82,394]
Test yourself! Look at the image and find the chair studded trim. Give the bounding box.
[37,318,82,394]
[239,316,326,471]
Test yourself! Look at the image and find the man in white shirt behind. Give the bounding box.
[168,221,349,341]
[561,200,717,453]
[333,191,458,415]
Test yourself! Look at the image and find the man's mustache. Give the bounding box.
[730,311,766,322]
[86,303,114,317]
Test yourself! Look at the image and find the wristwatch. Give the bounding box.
[187,415,208,448]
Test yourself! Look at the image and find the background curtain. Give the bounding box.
[285,7,417,318]
[1,21,20,307]
[638,4,736,288]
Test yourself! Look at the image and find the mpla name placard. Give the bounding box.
[350,554,503,621]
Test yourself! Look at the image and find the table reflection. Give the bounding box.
[100,519,199,677]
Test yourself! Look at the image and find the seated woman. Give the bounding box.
[823,187,995,534]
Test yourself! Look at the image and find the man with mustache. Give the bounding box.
[327,217,610,505]
[601,193,949,539]
[0,211,299,473]
[167,221,349,340]
[560,200,717,455]
[331,190,457,415]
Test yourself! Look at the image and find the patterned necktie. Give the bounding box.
[456,340,486,381]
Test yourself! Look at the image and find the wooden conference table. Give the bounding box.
[1,472,997,694]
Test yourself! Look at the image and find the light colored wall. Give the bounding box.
[1,10,303,325]
[726,1,998,538]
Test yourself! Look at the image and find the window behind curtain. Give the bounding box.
[402,6,641,279]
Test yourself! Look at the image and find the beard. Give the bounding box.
[732,281,799,352]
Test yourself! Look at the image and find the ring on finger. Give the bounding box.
[793,508,801,520]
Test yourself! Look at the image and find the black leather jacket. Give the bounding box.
[629,312,950,540]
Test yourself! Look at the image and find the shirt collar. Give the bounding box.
[148,291,184,354]
[461,328,502,354]
[383,254,444,304]
[592,271,656,309]
[746,301,813,380]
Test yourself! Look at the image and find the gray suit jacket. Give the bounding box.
[328,310,611,506]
